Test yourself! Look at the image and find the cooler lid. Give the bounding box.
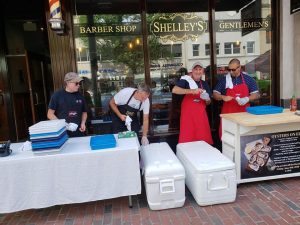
[141,142,185,178]
[177,141,235,173]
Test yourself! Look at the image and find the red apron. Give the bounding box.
[219,74,250,138]
[179,81,213,144]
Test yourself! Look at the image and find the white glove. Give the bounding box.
[141,136,149,146]
[66,122,78,132]
[236,96,249,106]
[125,116,132,131]
[200,92,210,101]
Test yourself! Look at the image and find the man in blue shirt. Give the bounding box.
[47,72,88,137]
[172,61,213,144]
[213,58,260,138]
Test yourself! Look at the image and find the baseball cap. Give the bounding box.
[191,61,204,69]
[64,72,83,82]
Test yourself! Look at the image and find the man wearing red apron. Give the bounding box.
[213,58,260,139]
[172,61,213,144]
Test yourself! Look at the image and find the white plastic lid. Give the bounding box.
[177,141,235,173]
[141,142,185,178]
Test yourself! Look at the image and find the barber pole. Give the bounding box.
[49,0,62,19]
[48,0,65,33]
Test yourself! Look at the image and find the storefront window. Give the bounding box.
[72,0,273,136]
[73,7,144,134]
[215,0,272,106]
[146,11,209,134]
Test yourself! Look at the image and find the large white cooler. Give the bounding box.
[140,142,185,210]
[176,141,236,206]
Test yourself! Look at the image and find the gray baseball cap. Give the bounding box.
[191,61,204,69]
[64,72,83,82]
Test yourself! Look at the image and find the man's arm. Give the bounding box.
[249,92,260,101]
[142,114,149,137]
[79,112,88,132]
[213,91,234,102]
[47,109,57,120]
[109,98,126,121]
[172,85,201,95]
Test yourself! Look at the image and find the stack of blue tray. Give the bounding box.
[90,134,116,150]
[28,119,68,153]
[246,105,284,115]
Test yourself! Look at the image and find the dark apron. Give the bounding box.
[111,90,142,134]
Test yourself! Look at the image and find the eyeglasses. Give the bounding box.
[228,67,240,72]
[69,82,81,86]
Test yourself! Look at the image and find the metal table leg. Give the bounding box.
[128,195,133,208]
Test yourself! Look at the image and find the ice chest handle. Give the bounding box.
[160,179,175,194]
[207,173,229,191]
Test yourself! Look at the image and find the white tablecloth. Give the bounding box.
[0,135,141,213]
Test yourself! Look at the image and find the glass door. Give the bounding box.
[146,0,210,137]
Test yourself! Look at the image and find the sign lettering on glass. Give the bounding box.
[150,13,207,42]
[73,14,271,38]
[74,23,141,36]
[217,19,270,32]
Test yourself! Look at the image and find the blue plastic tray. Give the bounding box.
[246,106,284,115]
[32,134,68,150]
[90,134,116,150]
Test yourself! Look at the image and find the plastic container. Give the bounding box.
[140,142,185,210]
[90,134,116,150]
[290,94,297,112]
[176,141,236,206]
[246,105,284,115]
[31,133,68,150]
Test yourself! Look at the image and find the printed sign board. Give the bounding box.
[240,130,300,179]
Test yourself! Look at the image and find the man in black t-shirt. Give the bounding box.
[47,72,88,137]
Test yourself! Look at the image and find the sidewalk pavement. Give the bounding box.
[1,177,300,225]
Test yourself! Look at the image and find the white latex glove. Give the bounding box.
[200,92,210,101]
[141,136,149,146]
[66,122,78,132]
[125,116,132,131]
[236,96,249,106]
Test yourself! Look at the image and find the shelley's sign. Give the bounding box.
[149,13,207,42]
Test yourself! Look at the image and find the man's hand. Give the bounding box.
[236,96,249,106]
[119,114,127,121]
[79,123,86,132]
[222,95,234,102]
[141,136,149,146]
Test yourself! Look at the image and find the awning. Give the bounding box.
[245,50,271,73]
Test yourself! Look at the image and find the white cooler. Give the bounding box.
[140,142,185,210]
[176,141,236,206]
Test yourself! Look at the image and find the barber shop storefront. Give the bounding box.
[0,0,280,146]
[71,0,278,147]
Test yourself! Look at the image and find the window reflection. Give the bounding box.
[73,13,144,134]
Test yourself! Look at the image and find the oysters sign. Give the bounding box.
[149,13,207,42]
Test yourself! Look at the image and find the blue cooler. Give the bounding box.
[90,134,116,150]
